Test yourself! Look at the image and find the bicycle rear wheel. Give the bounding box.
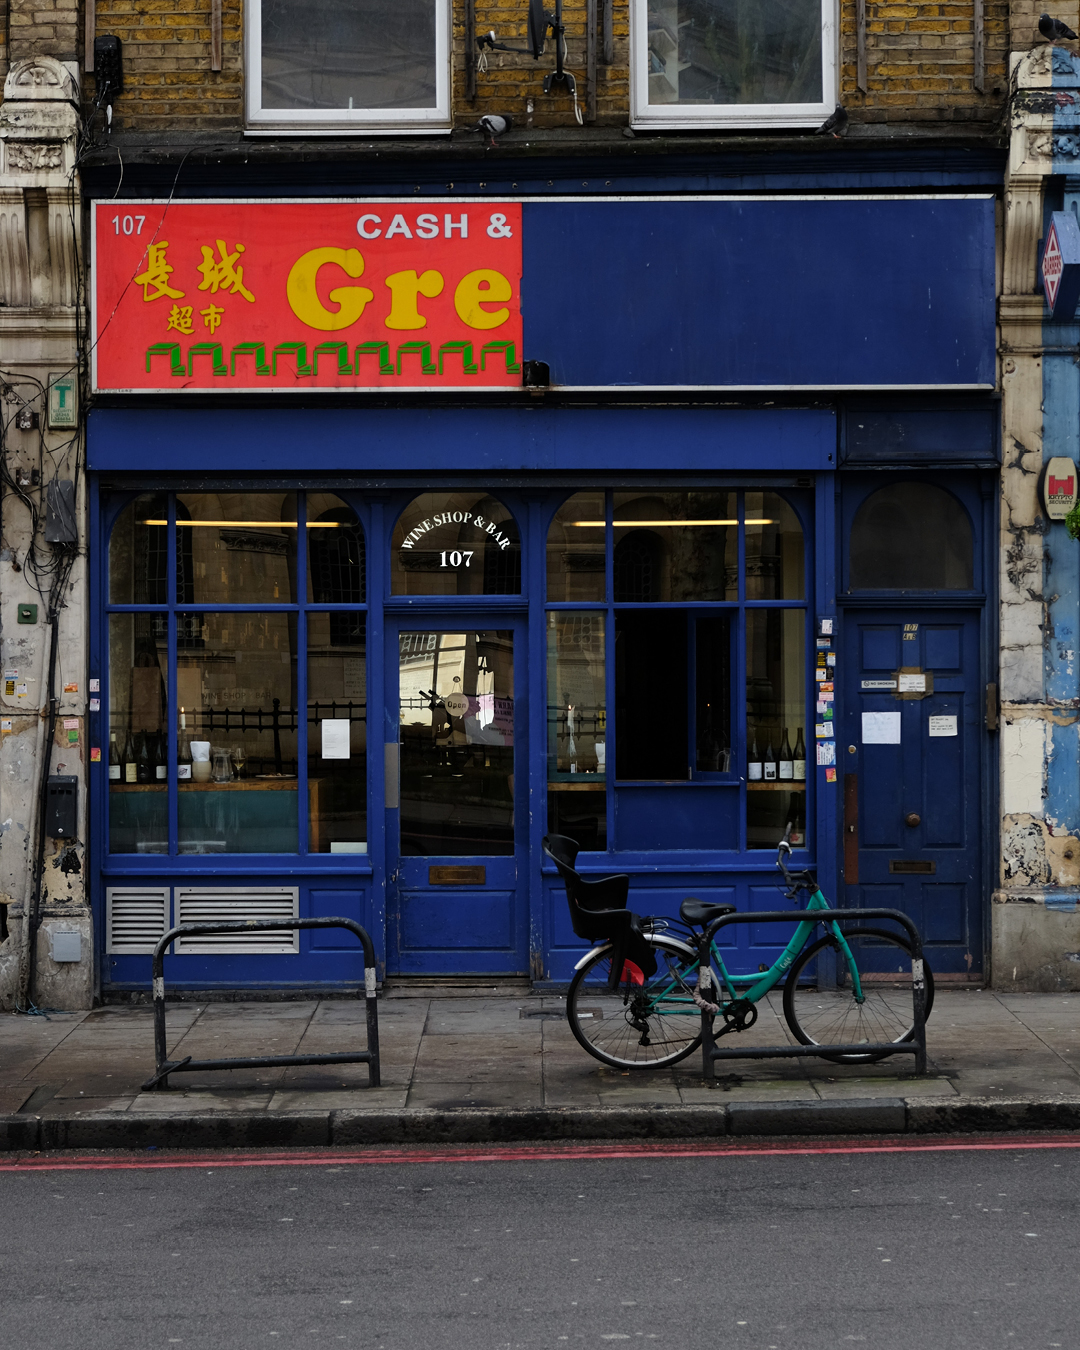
[782,926,934,1065]
[566,934,708,1070]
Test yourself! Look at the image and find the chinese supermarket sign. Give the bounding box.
[91,200,523,392]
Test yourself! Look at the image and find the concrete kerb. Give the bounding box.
[2,1097,1080,1151]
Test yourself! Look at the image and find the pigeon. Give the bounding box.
[1039,12,1078,41]
[472,114,513,148]
[815,104,849,138]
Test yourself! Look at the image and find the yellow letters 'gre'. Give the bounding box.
[454,269,512,330]
[287,248,374,331]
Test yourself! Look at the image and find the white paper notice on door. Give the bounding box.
[321,719,351,759]
[862,711,901,744]
[928,715,958,737]
[898,672,926,693]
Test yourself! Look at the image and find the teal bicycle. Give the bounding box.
[545,833,934,1071]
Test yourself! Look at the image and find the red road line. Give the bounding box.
[2,1135,1080,1172]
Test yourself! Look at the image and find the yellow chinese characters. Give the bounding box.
[166,305,194,334]
[135,243,184,302]
[197,240,256,303]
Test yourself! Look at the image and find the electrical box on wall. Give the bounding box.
[46,775,77,838]
[17,603,37,624]
[49,929,82,963]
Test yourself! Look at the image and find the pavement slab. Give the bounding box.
[2,987,1080,1146]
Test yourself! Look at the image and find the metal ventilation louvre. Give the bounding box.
[106,887,169,954]
[173,888,300,954]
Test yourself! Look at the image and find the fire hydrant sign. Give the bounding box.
[92,200,523,392]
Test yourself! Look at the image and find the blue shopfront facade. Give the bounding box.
[86,175,1001,995]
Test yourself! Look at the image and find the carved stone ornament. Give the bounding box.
[6,142,63,173]
[2,57,78,105]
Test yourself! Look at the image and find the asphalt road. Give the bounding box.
[2,1138,1079,1350]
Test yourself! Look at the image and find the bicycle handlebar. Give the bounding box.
[775,826,816,897]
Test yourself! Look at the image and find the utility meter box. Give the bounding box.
[46,775,78,838]
[49,929,82,963]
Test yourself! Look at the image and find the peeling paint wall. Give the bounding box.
[0,53,89,1011]
[999,44,1080,988]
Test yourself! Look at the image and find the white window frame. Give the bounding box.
[630,0,838,131]
[245,0,452,137]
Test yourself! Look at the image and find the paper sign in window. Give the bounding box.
[862,711,901,744]
[928,715,958,737]
[898,672,926,693]
[321,718,351,759]
[816,741,836,766]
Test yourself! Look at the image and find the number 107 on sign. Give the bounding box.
[440,550,473,567]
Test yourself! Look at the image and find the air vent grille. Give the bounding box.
[173,888,299,954]
[106,887,169,954]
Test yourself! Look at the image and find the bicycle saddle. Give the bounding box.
[680,897,737,927]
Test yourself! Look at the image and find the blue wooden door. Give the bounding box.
[386,621,529,975]
[841,609,983,975]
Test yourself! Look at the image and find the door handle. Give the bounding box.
[905,812,921,827]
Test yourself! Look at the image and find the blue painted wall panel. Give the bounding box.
[87,406,837,474]
[522,199,996,388]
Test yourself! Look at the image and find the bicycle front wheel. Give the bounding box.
[566,934,708,1070]
[782,926,934,1065]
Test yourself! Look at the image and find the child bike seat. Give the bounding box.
[680,897,737,927]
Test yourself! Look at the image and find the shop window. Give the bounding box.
[176,492,297,606]
[391,492,520,596]
[546,488,804,854]
[107,612,168,855]
[631,0,836,131]
[746,609,806,848]
[613,492,737,602]
[308,615,367,854]
[106,491,365,857]
[546,492,605,603]
[849,483,974,590]
[547,613,607,852]
[746,492,804,600]
[247,0,450,133]
[307,496,365,646]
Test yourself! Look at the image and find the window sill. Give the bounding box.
[244,123,451,139]
[629,110,829,133]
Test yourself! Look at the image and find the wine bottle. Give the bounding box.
[154,731,168,781]
[793,727,806,781]
[177,708,192,780]
[136,731,152,784]
[779,727,793,780]
[763,734,777,781]
[122,730,137,783]
[747,728,762,781]
[108,733,121,782]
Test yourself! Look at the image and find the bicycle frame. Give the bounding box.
[707,886,864,1010]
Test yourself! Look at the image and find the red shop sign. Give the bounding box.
[92,200,523,392]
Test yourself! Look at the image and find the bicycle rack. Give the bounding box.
[697,908,928,1079]
[141,917,381,1091]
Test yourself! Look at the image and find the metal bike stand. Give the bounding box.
[697,908,928,1080]
[141,917,381,1091]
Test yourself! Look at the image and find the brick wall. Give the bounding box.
[842,0,1010,122]
[25,0,1011,136]
[455,0,629,128]
[92,0,241,131]
[7,0,78,67]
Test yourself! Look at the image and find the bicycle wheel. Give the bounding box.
[566,933,711,1070]
[782,926,934,1066]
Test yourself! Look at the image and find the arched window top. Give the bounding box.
[391,492,520,596]
[849,482,973,591]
